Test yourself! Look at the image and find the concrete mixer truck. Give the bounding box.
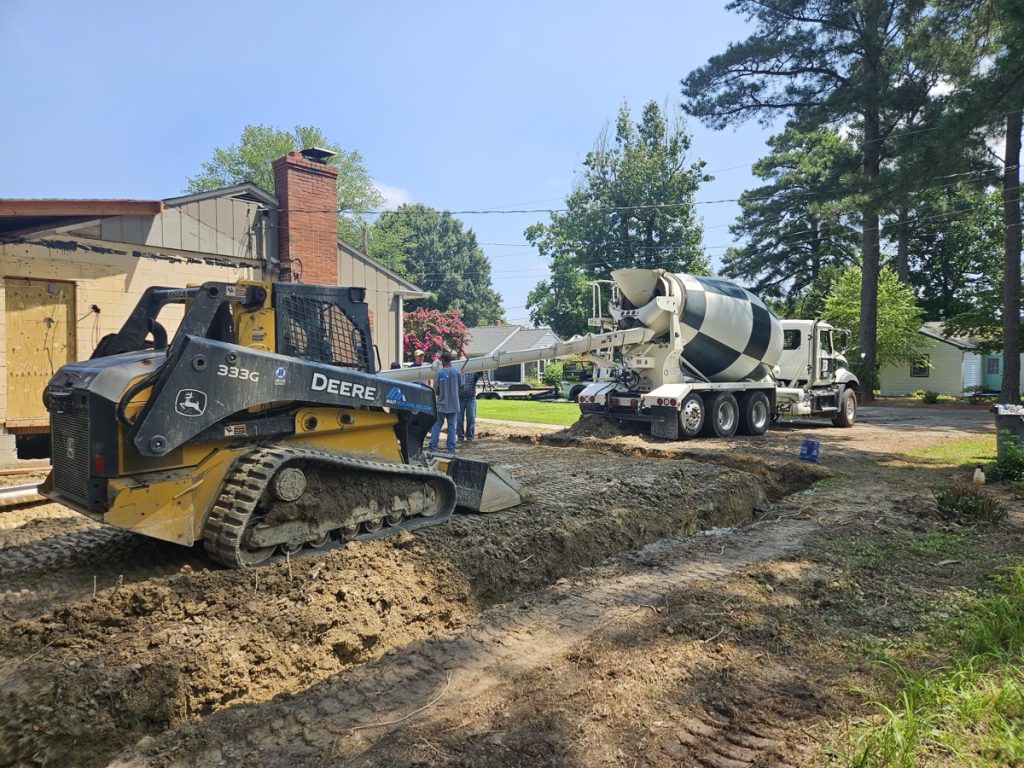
[387,268,859,441]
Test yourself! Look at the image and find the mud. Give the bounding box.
[1,536,472,767]
[0,439,779,768]
[0,403,998,768]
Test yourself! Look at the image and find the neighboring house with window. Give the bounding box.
[878,322,1023,397]
[463,324,561,383]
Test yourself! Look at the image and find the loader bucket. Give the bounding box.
[443,456,523,513]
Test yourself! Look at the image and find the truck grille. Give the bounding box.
[51,408,91,503]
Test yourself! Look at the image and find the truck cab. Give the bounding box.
[776,319,853,388]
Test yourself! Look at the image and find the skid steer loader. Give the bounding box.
[40,280,521,568]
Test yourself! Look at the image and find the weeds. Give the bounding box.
[836,562,1024,767]
[934,484,1006,524]
[993,430,1024,482]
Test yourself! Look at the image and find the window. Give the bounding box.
[987,357,1000,375]
[911,355,930,378]
[783,330,802,350]
[819,330,833,354]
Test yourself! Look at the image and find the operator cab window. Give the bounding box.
[819,330,833,354]
[783,330,802,350]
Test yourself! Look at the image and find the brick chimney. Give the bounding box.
[272,149,339,284]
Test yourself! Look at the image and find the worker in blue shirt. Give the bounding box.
[428,351,462,453]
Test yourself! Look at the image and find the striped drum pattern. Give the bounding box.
[610,268,783,384]
[674,273,783,382]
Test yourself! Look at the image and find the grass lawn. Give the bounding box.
[475,398,581,426]
[902,435,997,468]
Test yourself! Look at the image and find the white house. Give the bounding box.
[878,322,1024,397]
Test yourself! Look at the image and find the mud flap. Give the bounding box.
[445,456,523,513]
[650,406,679,440]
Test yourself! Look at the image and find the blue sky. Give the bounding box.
[0,1,774,324]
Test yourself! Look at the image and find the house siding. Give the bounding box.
[338,246,413,372]
[96,197,273,263]
[879,339,966,396]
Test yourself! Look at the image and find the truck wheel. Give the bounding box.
[569,385,585,402]
[738,391,771,436]
[678,393,705,438]
[701,392,739,438]
[833,388,857,427]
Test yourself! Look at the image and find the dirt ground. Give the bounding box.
[1,402,1019,768]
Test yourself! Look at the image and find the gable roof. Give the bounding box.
[464,325,560,356]
[920,321,977,351]
[162,182,278,209]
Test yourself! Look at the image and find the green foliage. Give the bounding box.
[370,204,503,327]
[934,483,1006,523]
[682,0,951,388]
[838,562,1024,767]
[921,390,941,404]
[903,186,1005,334]
[540,360,564,388]
[722,125,861,314]
[526,101,710,337]
[994,431,1024,481]
[824,265,925,378]
[185,124,382,243]
[525,252,591,338]
[401,307,466,362]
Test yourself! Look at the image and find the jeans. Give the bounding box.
[429,411,457,452]
[457,396,477,441]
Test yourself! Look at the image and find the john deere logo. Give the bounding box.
[175,389,207,417]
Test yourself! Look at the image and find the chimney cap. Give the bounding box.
[299,146,337,163]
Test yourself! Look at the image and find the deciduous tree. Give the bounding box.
[823,265,925,389]
[526,101,710,335]
[402,307,467,362]
[370,204,503,327]
[186,124,383,245]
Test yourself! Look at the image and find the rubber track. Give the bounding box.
[203,446,458,568]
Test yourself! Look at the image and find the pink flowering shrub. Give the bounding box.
[403,307,467,361]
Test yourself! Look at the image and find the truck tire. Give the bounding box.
[701,392,739,438]
[832,388,857,427]
[678,393,705,438]
[568,385,586,402]
[738,391,771,436]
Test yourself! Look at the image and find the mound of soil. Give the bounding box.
[0,536,472,768]
[0,439,794,768]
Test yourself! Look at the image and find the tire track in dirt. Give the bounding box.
[0,504,210,619]
[2,445,795,768]
[111,500,834,767]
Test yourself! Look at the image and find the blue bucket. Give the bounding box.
[799,438,821,463]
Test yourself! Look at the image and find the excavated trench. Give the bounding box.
[0,430,823,768]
